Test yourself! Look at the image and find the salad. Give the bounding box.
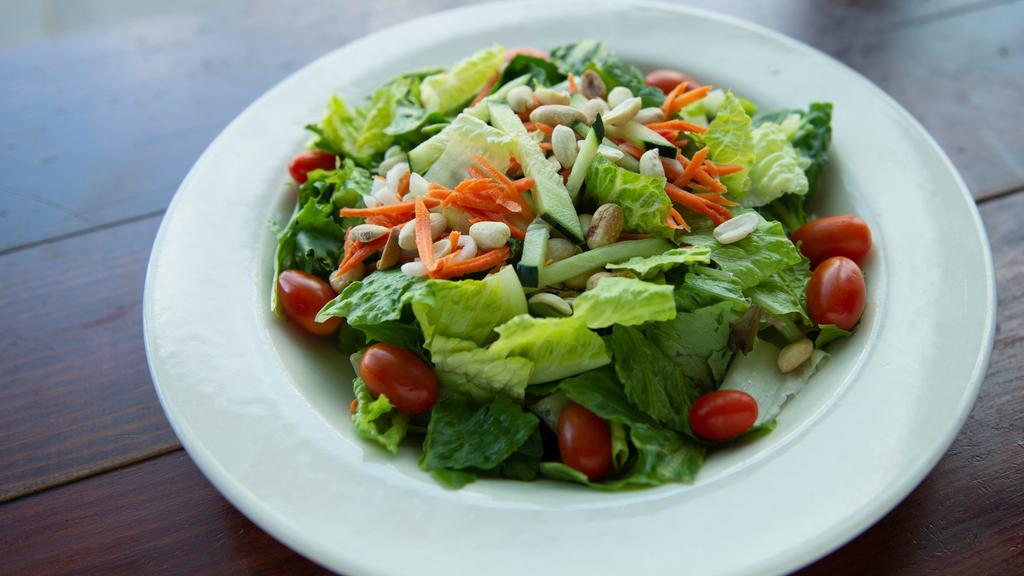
[270,41,872,489]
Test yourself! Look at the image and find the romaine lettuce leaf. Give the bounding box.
[317,269,422,326]
[703,92,755,200]
[745,258,811,323]
[352,376,409,454]
[644,301,742,391]
[420,44,505,114]
[605,245,711,278]
[549,40,664,108]
[682,212,803,289]
[270,199,346,312]
[427,335,533,401]
[674,265,750,311]
[791,102,832,193]
[584,155,672,236]
[815,324,852,348]
[743,121,809,207]
[491,315,611,384]
[558,368,653,426]
[310,90,395,166]
[501,428,543,481]
[421,395,539,475]
[721,339,828,426]
[424,113,513,187]
[609,325,702,434]
[411,265,527,346]
[298,159,373,212]
[571,277,676,329]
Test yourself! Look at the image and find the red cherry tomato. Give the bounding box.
[807,256,866,330]
[689,390,758,441]
[557,403,612,480]
[791,215,872,268]
[359,343,439,415]
[288,150,337,184]
[644,69,698,94]
[277,270,342,336]
[504,47,549,62]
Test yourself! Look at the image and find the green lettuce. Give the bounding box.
[645,301,742,391]
[317,270,421,326]
[428,335,533,401]
[721,339,828,426]
[682,212,803,289]
[351,376,409,454]
[605,245,711,278]
[500,54,565,87]
[744,121,809,207]
[584,155,672,236]
[746,259,811,323]
[411,265,527,346]
[420,44,505,114]
[609,325,703,434]
[310,91,394,166]
[546,368,705,488]
[703,92,755,200]
[491,316,611,384]
[298,159,373,212]
[674,265,750,311]
[816,324,852,348]
[424,113,513,187]
[571,277,676,329]
[549,40,664,108]
[270,199,346,314]
[421,395,539,485]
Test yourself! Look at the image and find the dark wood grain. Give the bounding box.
[0,451,325,576]
[2,0,1022,251]
[1,192,1021,574]
[0,214,178,502]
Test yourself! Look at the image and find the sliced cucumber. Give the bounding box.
[488,102,585,243]
[516,219,551,288]
[608,121,677,156]
[566,115,604,200]
[539,239,673,287]
[408,74,531,173]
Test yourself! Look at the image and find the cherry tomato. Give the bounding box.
[557,403,612,480]
[689,390,758,441]
[504,47,549,62]
[807,256,866,330]
[359,343,439,415]
[791,215,872,268]
[644,69,698,94]
[288,150,337,184]
[277,270,342,336]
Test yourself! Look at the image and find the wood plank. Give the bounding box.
[0,451,324,576]
[0,215,179,502]
[1,0,1019,251]
[2,190,1021,574]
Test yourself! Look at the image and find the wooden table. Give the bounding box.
[2,1,1021,573]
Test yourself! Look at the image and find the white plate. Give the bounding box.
[144,2,996,574]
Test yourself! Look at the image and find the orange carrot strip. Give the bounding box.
[430,247,510,279]
[567,72,577,94]
[523,122,536,132]
[645,120,707,134]
[618,142,644,160]
[539,142,553,150]
[414,198,435,270]
[691,165,727,193]
[533,123,554,136]
[470,72,500,106]
[507,223,526,240]
[674,147,709,189]
[396,172,411,197]
[695,193,738,207]
[340,198,439,217]
[661,82,688,117]
[338,235,388,275]
[447,230,460,250]
[513,178,534,193]
[349,399,359,414]
[665,182,730,225]
[707,163,744,176]
[669,85,712,115]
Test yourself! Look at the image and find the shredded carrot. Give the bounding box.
[695,192,738,207]
[539,142,553,150]
[470,72,500,106]
[523,122,536,132]
[396,172,410,197]
[513,178,534,193]
[707,163,744,176]
[467,167,485,179]
[533,122,554,136]
[668,207,690,231]
[338,235,388,275]
[645,120,707,134]
[429,246,511,279]
[661,82,688,117]
[349,399,359,414]
[665,182,731,225]
[691,163,727,193]
[669,85,713,116]
[674,147,710,188]
[340,198,439,217]
[673,138,689,148]
[508,156,522,176]
[507,223,526,240]
[617,141,644,160]
[447,230,460,250]
[414,198,435,270]
[568,72,577,93]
